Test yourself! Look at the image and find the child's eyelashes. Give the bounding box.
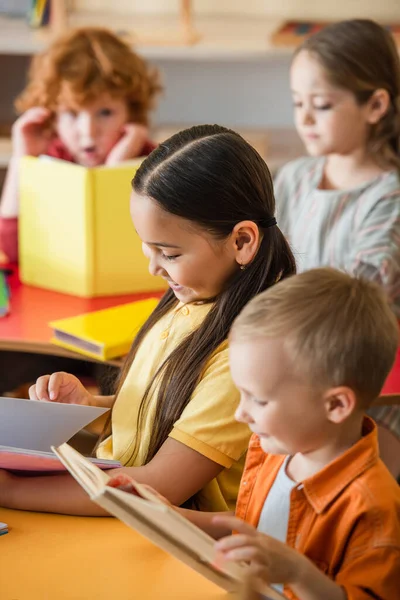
[292,101,333,111]
[253,398,269,406]
[244,392,268,406]
[161,253,181,262]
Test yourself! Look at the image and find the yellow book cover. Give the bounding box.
[49,298,159,361]
[19,157,167,297]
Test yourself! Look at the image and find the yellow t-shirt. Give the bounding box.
[96,301,250,511]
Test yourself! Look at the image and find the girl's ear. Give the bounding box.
[366,89,391,124]
[232,220,260,268]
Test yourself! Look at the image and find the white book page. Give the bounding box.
[0,397,109,452]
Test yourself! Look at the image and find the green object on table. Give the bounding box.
[0,271,9,317]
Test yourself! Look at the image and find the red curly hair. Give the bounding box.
[15,27,162,125]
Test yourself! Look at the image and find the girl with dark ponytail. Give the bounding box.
[2,125,295,516]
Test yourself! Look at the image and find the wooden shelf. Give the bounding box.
[0,13,290,60]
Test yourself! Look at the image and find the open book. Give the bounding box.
[52,443,285,599]
[0,397,120,472]
[0,445,120,473]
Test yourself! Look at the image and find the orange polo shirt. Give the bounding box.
[236,417,400,600]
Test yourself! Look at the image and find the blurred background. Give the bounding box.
[0,0,399,185]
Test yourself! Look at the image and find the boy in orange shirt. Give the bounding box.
[182,268,400,599]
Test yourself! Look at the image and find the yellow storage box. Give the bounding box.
[19,157,167,297]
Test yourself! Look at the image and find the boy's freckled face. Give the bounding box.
[55,92,130,166]
[229,337,329,456]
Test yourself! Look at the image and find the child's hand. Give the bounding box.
[213,516,304,587]
[12,107,53,158]
[107,474,173,506]
[28,372,94,405]
[105,123,149,166]
[0,249,10,265]
[139,483,173,506]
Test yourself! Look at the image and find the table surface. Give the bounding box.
[0,508,227,600]
[0,267,159,363]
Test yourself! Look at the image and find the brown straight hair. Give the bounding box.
[97,124,296,463]
[296,19,400,170]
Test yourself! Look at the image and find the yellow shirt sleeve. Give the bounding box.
[169,341,251,468]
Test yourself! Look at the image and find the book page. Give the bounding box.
[52,443,111,496]
[0,446,120,473]
[0,397,109,452]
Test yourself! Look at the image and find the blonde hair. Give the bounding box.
[16,27,162,125]
[231,268,399,405]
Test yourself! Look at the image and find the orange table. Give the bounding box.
[0,508,226,600]
[0,268,161,393]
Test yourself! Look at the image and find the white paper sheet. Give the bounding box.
[0,397,109,452]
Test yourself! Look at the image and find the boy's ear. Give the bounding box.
[232,220,260,267]
[366,89,391,125]
[323,386,358,424]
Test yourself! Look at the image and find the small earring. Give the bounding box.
[239,263,246,271]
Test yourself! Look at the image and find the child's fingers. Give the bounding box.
[28,383,40,401]
[223,545,261,563]
[22,107,52,124]
[213,515,256,536]
[105,123,148,165]
[48,372,67,401]
[123,123,148,137]
[215,533,253,553]
[33,374,52,401]
[14,108,51,133]
[0,249,9,265]
[107,473,138,494]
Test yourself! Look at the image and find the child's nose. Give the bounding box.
[148,254,166,278]
[235,399,254,425]
[79,115,96,143]
[300,106,315,126]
